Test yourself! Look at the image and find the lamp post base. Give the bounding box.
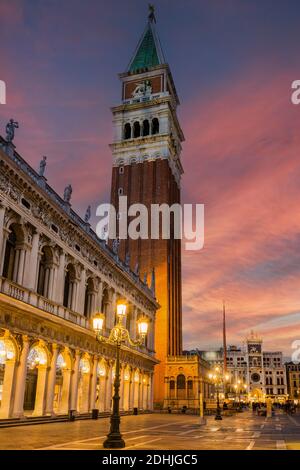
[103,433,125,449]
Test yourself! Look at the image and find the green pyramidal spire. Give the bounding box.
[127,8,166,73]
[129,25,159,72]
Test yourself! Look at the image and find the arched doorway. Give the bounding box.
[52,351,72,414]
[251,388,264,402]
[177,374,186,400]
[24,344,49,416]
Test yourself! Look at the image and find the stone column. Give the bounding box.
[26,230,40,290]
[0,203,7,273]
[59,367,72,414]
[43,267,50,297]
[98,374,106,412]
[13,336,30,417]
[142,376,148,409]
[195,377,200,410]
[47,267,55,299]
[45,344,59,415]
[12,249,20,282]
[131,308,137,340]
[0,357,17,419]
[90,356,98,411]
[32,364,48,416]
[123,367,130,411]
[134,376,140,409]
[50,265,58,301]
[79,371,90,413]
[95,280,103,311]
[119,365,125,411]
[130,372,136,409]
[90,291,96,318]
[149,372,154,410]
[70,350,81,411]
[105,362,113,411]
[16,247,26,285]
[71,281,79,311]
[109,291,116,329]
[77,268,86,315]
[55,251,65,304]
[164,377,169,406]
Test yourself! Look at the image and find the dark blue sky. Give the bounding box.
[1,0,300,354]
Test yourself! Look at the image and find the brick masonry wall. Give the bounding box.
[110,158,182,404]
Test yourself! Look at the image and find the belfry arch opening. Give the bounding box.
[133,121,141,138]
[124,123,131,140]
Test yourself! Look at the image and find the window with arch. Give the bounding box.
[133,121,141,138]
[37,246,53,297]
[124,123,131,140]
[118,187,124,196]
[2,228,17,281]
[119,166,124,175]
[177,374,186,399]
[142,119,150,136]
[151,117,159,135]
[63,264,76,310]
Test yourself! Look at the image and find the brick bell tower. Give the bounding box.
[110,8,184,406]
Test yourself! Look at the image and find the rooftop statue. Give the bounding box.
[38,156,47,177]
[112,238,120,255]
[84,205,91,223]
[5,119,19,143]
[148,4,156,23]
[63,184,72,203]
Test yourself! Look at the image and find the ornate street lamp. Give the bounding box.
[92,302,148,449]
[209,366,229,421]
[234,379,246,411]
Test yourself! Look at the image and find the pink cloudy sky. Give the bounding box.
[1,0,300,357]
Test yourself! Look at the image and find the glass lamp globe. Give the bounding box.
[116,302,127,317]
[138,317,148,336]
[93,312,105,332]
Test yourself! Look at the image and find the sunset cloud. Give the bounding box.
[1,0,300,356]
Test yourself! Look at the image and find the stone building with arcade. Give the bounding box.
[0,134,158,421]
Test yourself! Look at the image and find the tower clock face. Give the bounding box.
[248,343,261,354]
[251,373,260,383]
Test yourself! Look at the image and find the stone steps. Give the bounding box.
[0,410,152,428]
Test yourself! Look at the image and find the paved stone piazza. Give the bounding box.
[0,411,300,450]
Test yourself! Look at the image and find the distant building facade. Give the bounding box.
[198,333,287,402]
[164,353,214,410]
[285,362,300,401]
